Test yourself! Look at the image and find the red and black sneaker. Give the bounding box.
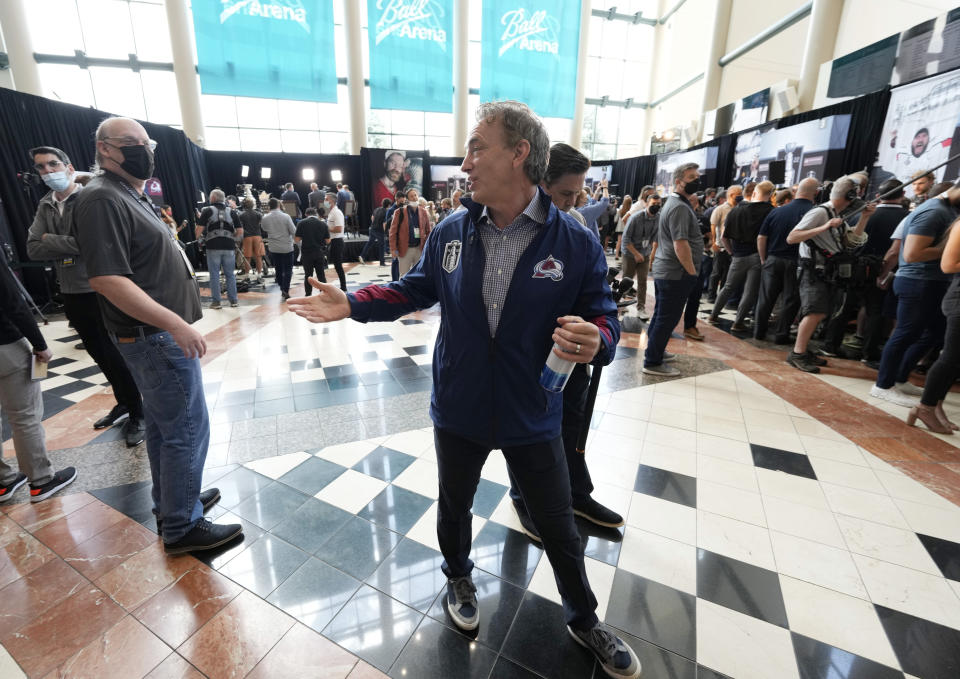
[29,468,77,503]
[0,473,27,503]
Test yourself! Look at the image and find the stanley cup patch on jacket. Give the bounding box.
[443,240,462,273]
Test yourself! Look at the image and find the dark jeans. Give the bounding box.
[645,274,698,367]
[435,427,598,630]
[683,264,708,331]
[272,251,294,294]
[361,229,384,265]
[62,292,142,418]
[708,249,730,298]
[754,256,800,341]
[699,255,714,293]
[923,314,960,406]
[876,277,949,389]
[301,249,327,294]
[823,284,886,355]
[508,362,594,506]
[329,238,347,291]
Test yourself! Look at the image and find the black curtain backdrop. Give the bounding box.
[608,155,658,198]
[0,87,208,299]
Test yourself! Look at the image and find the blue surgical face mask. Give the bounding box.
[42,171,71,192]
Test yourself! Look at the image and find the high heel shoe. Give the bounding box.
[907,404,954,435]
[935,401,959,431]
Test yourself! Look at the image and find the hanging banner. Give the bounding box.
[192,0,337,102]
[368,0,454,112]
[480,1,581,119]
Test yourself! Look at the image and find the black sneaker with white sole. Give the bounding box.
[568,622,641,679]
[573,497,624,528]
[156,488,222,536]
[0,473,27,503]
[163,518,243,555]
[512,500,542,543]
[29,467,77,503]
[445,574,479,631]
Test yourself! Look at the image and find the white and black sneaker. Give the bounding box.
[29,467,77,503]
[568,622,641,679]
[0,473,28,503]
[445,574,479,631]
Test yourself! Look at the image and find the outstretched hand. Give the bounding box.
[286,278,351,323]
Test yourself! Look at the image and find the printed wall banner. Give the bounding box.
[480,1,582,119]
[192,0,337,102]
[368,0,454,112]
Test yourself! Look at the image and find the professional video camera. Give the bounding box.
[17,171,42,187]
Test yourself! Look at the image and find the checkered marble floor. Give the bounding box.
[82,369,960,679]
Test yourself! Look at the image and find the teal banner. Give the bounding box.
[480,2,581,119]
[192,0,337,102]
[368,0,454,112]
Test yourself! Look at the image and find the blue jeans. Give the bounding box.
[115,331,208,542]
[645,274,698,367]
[876,276,948,388]
[272,251,294,294]
[206,249,238,304]
[361,230,384,265]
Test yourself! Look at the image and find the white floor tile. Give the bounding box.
[586,430,644,464]
[406,502,485,553]
[746,427,806,454]
[808,458,886,494]
[742,409,794,431]
[589,483,633,524]
[381,429,435,456]
[597,397,652,421]
[618,527,697,595]
[626,492,697,546]
[875,470,960,511]
[585,454,642,491]
[650,393,698,414]
[697,511,776,570]
[755,469,830,511]
[769,531,868,599]
[479,450,511,486]
[801,436,869,467]
[314,469,388,514]
[243,451,311,480]
[697,455,759,493]
[820,482,910,530]
[835,514,941,575]
[697,480,766,527]
[528,555,616,621]
[648,407,697,432]
[695,433,753,465]
[779,575,901,669]
[737,392,790,415]
[643,422,698,453]
[315,439,383,467]
[488,493,526,533]
[639,444,698,477]
[696,599,800,679]
[761,494,846,549]
[0,641,27,679]
[596,412,648,440]
[853,554,960,630]
[893,497,960,543]
[391,458,439,499]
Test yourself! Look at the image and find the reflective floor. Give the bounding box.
[2,261,960,678]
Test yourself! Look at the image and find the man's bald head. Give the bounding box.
[796,177,819,200]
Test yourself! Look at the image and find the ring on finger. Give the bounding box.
[575,343,581,354]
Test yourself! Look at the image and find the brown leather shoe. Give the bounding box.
[684,327,704,341]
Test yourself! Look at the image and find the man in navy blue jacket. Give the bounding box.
[289,101,640,679]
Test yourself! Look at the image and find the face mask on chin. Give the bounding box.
[117,144,154,180]
[42,171,71,192]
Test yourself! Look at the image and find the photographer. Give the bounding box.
[25,145,144,446]
[238,197,266,281]
[195,189,243,309]
[785,177,876,373]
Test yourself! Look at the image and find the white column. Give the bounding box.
[343,0,366,154]
[0,0,43,95]
[569,0,592,148]
[452,0,469,156]
[797,0,844,112]
[698,0,733,142]
[164,0,206,146]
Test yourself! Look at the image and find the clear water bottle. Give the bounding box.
[540,343,575,392]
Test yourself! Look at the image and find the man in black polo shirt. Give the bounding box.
[74,116,241,555]
[754,177,818,343]
[295,207,330,295]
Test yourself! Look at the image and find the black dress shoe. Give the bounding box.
[163,518,243,555]
[94,404,129,430]
[123,417,145,447]
[156,488,222,536]
[572,497,625,528]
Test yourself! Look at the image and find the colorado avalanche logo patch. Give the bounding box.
[532,255,564,281]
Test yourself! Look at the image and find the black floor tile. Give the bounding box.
[488,657,543,679]
[352,446,417,482]
[604,568,697,661]
[791,631,903,679]
[366,334,394,343]
[322,584,423,672]
[603,626,697,679]
[90,479,152,506]
[214,467,274,509]
[66,365,103,379]
[315,516,402,580]
[254,397,296,418]
[470,522,542,589]
[201,463,239,488]
[230,481,312,531]
[45,380,94,397]
[388,617,497,679]
[633,464,697,508]
[391,366,426,382]
[500,591,596,678]
[210,404,256,424]
[292,379,330,397]
[218,533,310,597]
[359,351,380,361]
[366,539,446,613]
[277,456,345,495]
[46,357,73,368]
[876,604,960,679]
[217,389,256,406]
[359,370,399,386]
[272,498,353,554]
[918,533,960,581]
[696,548,788,628]
[255,384,294,402]
[359,381,409,400]
[400,319,424,325]
[472,479,508,519]
[323,364,358,378]
[577,519,623,568]
[358,485,434,534]
[383,356,416,369]
[750,444,817,480]
[55,333,81,343]
[191,510,265,569]
[294,391,344,410]
[402,378,433,393]
[427,567,525,653]
[403,345,429,356]
[266,557,361,633]
[327,374,362,391]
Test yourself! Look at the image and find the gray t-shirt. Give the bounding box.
[652,194,703,280]
[623,210,659,257]
[793,202,842,260]
[261,210,297,253]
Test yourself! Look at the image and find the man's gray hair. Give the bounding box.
[209,188,226,203]
[830,177,857,202]
[475,101,549,185]
[673,163,699,184]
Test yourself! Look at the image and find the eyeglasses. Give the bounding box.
[33,159,65,172]
[103,136,158,152]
